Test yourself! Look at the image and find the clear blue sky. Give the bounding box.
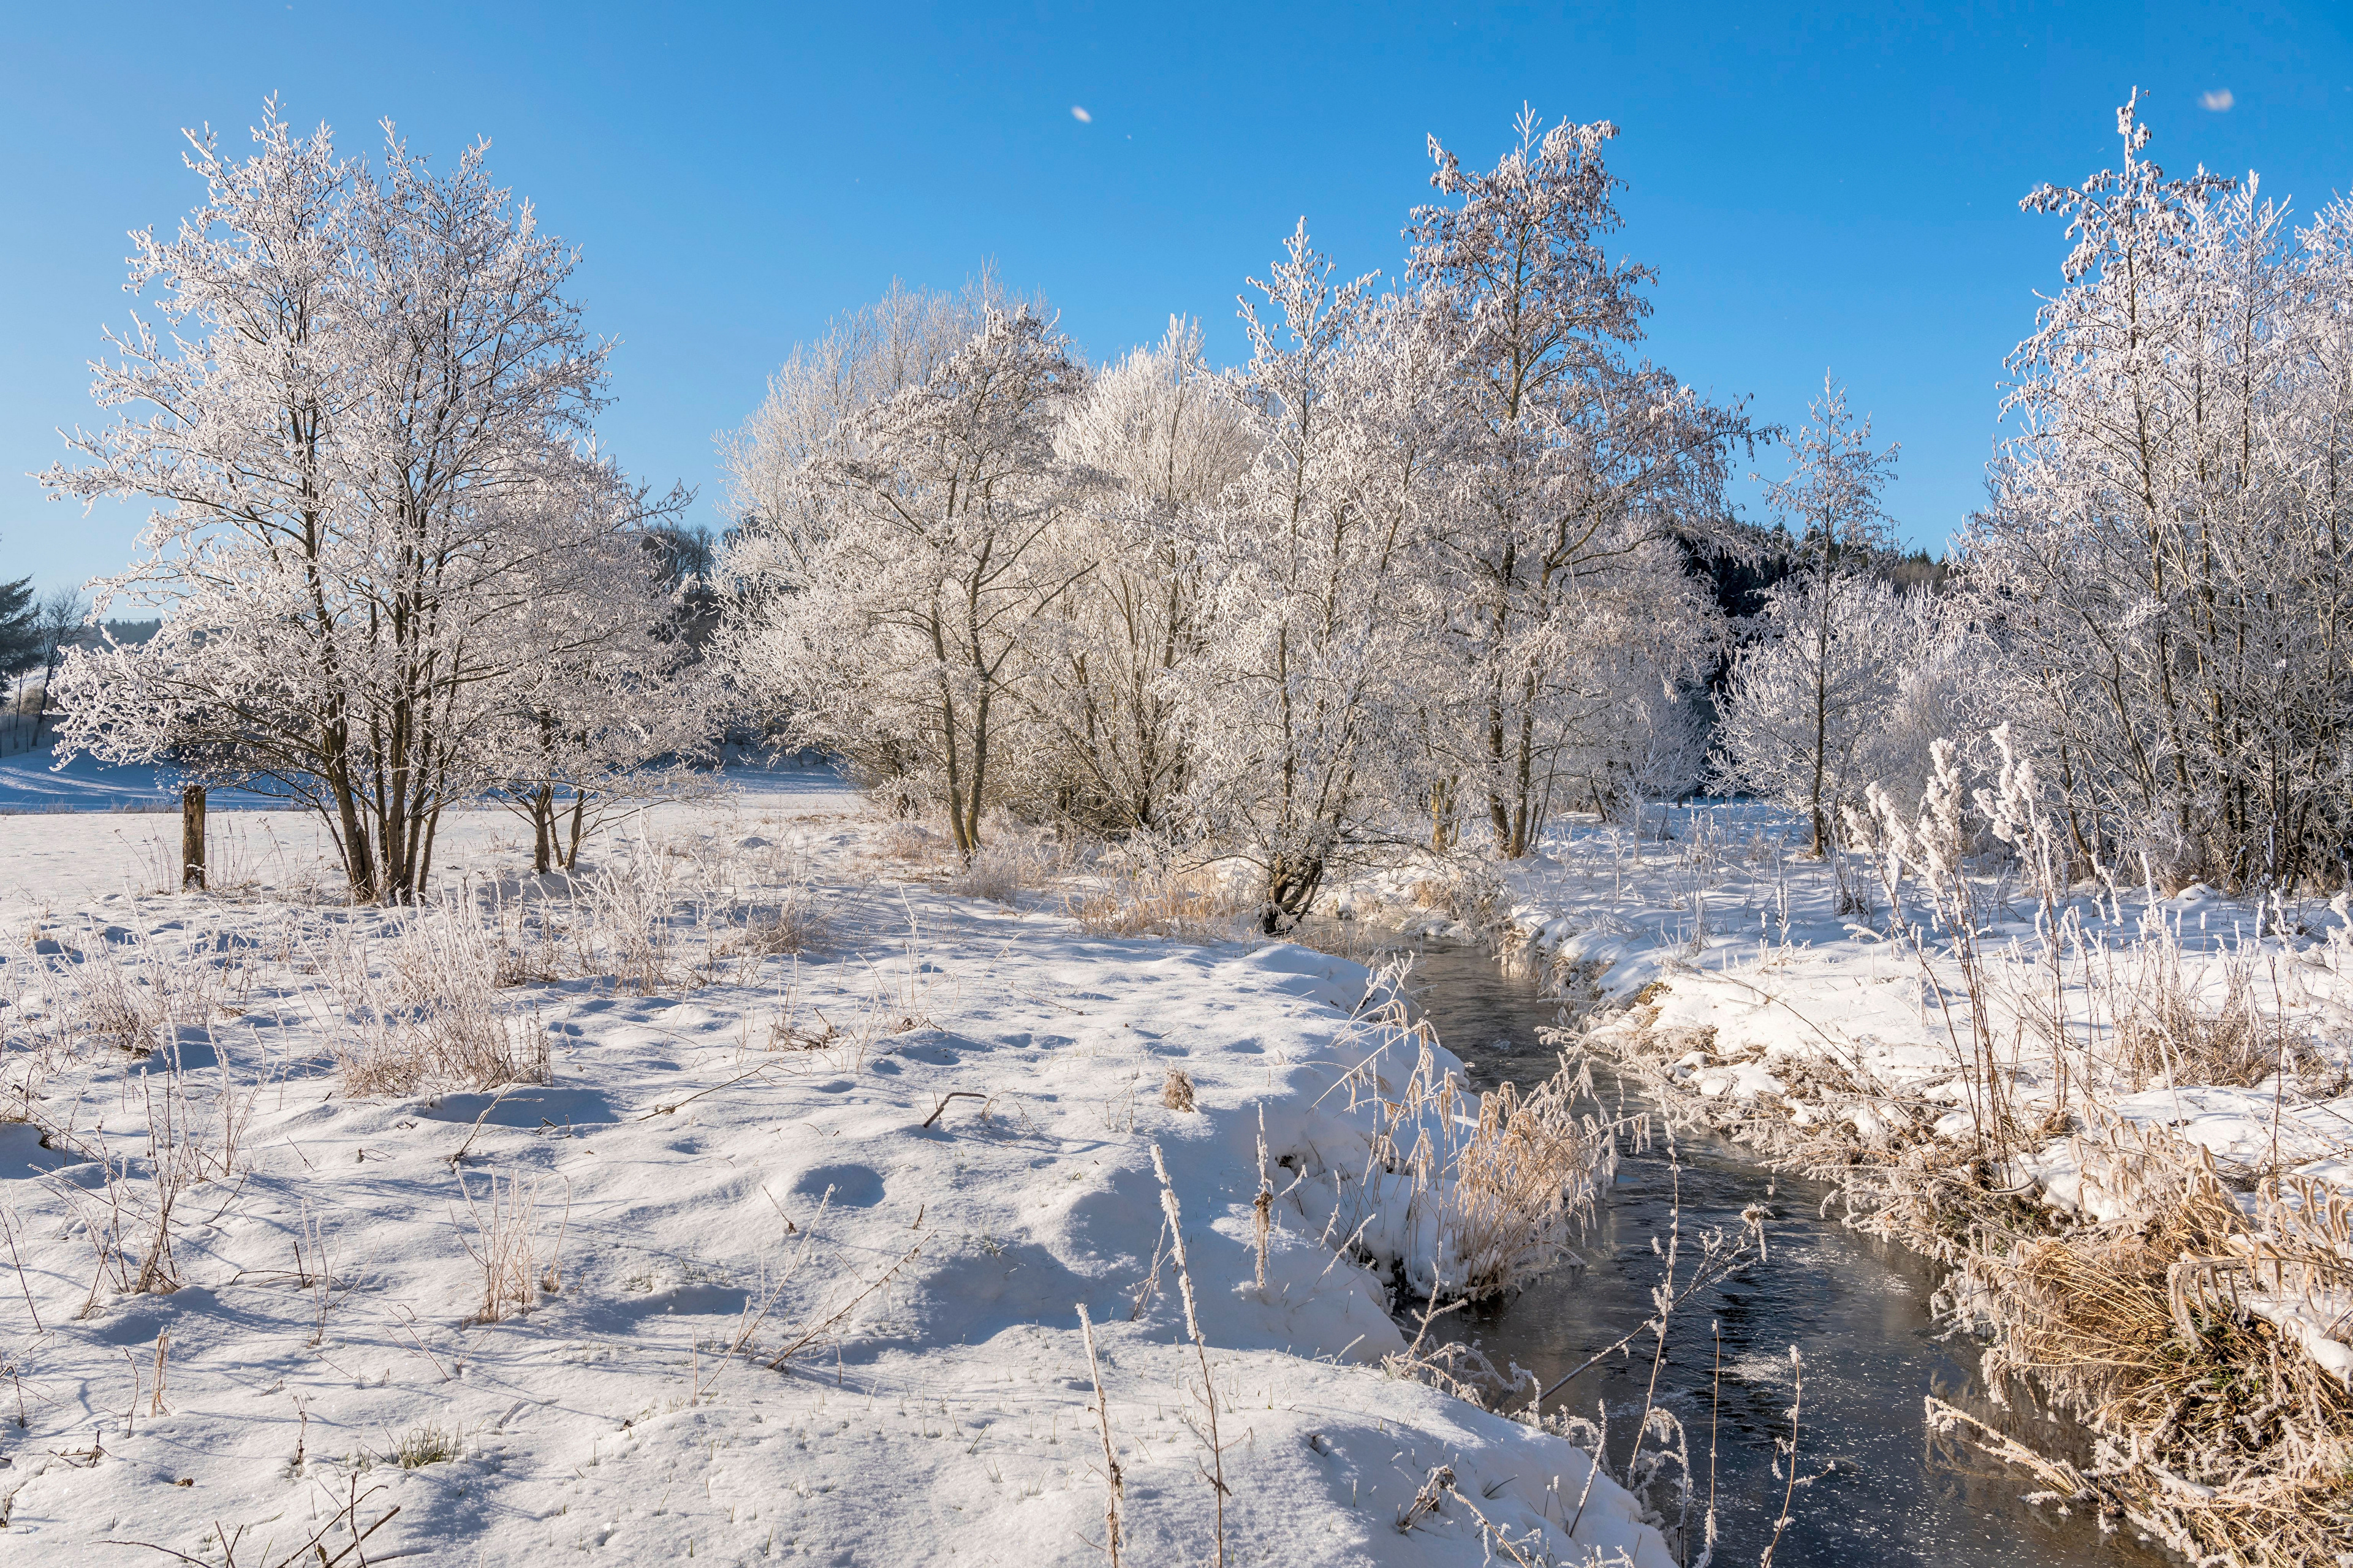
[6,1,2350,591]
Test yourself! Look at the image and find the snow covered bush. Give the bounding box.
[328,902,548,1096]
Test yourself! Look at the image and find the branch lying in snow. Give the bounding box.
[762,1238,923,1370]
[110,1471,401,1567]
[919,1091,988,1129]
[635,1059,789,1119]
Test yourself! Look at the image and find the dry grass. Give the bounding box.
[1403,858,1510,934]
[1159,1067,1196,1112]
[713,891,829,961]
[328,907,550,1097]
[1444,1064,1604,1300]
[393,1422,461,1469]
[453,1170,567,1324]
[945,837,1061,905]
[2101,933,2298,1091]
[1958,1137,2353,1565]
[1339,965,1607,1303]
[1067,847,1249,941]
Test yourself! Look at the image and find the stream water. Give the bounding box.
[1366,934,2179,1568]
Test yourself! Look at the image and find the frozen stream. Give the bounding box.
[1379,936,2178,1568]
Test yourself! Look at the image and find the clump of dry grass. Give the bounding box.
[328,907,550,1097]
[1957,1136,2353,1566]
[874,819,945,864]
[946,838,1061,905]
[1404,858,1510,933]
[453,1170,567,1324]
[1159,1067,1196,1112]
[22,917,255,1058]
[1338,964,1607,1303]
[393,1422,461,1469]
[713,890,828,960]
[1067,843,1248,941]
[1444,1064,1604,1300]
[2102,931,2296,1091]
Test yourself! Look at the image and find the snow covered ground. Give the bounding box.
[0,771,1672,1568]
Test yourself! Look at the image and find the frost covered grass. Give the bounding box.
[0,779,1667,1567]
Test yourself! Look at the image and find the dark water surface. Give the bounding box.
[1362,934,2177,1568]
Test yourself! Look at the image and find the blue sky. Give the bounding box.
[5,1,2351,591]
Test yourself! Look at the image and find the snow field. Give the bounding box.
[0,787,1669,1567]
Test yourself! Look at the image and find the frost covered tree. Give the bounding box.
[1038,317,1252,832]
[1966,93,2353,888]
[42,104,687,901]
[719,275,1023,554]
[721,308,1088,854]
[1715,377,1899,852]
[28,586,91,744]
[0,572,40,737]
[1175,226,1446,930]
[1716,577,1972,855]
[1409,109,1753,856]
[714,111,1784,903]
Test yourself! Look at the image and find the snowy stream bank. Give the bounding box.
[1381,937,2175,1567]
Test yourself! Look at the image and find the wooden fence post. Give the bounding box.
[181,785,206,892]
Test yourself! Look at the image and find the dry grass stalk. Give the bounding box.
[452,1170,568,1324]
[1159,1068,1196,1113]
[1076,1303,1124,1566]
[1150,1143,1229,1568]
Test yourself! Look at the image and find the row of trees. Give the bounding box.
[721,113,1758,926]
[47,96,2347,911]
[0,581,91,750]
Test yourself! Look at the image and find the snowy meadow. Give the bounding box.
[17,86,2353,1567]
